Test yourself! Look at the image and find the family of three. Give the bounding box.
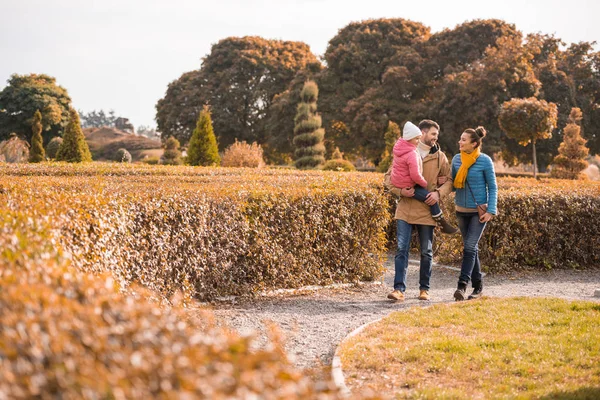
[384,119,498,302]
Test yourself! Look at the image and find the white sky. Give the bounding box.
[1,0,598,129]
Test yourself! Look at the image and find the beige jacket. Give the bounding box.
[384,144,453,226]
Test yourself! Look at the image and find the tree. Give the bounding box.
[79,109,117,128]
[293,81,325,169]
[0,74,71,144]
[498,97,558,178]
[551,108,589,179]
[0,134,29,163]
[156,37,319,149]
[56,109,92,163]
[377,121,401,172]
[161,137,182,165]
[29,110,45,163]
[322,147,355,171]
[186,106,220,166]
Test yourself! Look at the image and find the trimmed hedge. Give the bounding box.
[0,224,342,398]
[0,163,389,301]
[432,177,600,272]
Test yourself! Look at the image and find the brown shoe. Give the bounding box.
[418,290,430,301]
[433,215,459,235]
[387,290,405,301]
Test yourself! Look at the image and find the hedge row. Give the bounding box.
[0,163,389,301]
[431,177,600,272]
[0,223,344,398]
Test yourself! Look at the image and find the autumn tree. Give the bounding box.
[317,18,430,159]
[79,109,117,128]
[186,106,220,167]
[0,74,72,144]
[498,97,558,178]
[29,110,45,163]
[293,81,325,169]
[56,109,92,163]
[551,108,589,179]
[156,37,319,149]
[376,121,401,172]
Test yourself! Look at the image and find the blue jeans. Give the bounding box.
[456,212,487,286]
[412,185,441,217]
[393,219,434,292]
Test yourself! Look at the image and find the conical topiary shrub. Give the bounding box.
[56,109,92,163]
[186,105,220,166]
[293,81,325,169]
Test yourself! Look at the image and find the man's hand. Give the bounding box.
[400,187,415,197]
[437,176,448,186]
[479,212,493,223]
[424,191,439,206]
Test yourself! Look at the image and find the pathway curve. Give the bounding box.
[210,254,600,369]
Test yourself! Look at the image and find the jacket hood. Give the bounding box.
[393,139,417,157]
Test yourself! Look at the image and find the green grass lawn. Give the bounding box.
[339,297,600,399]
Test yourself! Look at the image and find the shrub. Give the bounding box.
[431,177,600,272]
[294,81,325,169]
[0,250,341,398]
[45,137,63,159]
[0,133,29,163]
[56,108,92,162]
[161,136,182,165]
[29,110,45,162]
[141,155,160,165]
[0,163,389,301]
[114,148,132,163]
[323,147,355,171]
[186,106,220,166]
[551,108,589,180]
[221,140,266,168]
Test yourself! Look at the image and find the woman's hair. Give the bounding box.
[464,126,487,148]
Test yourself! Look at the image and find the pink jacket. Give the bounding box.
[390,139,428,188]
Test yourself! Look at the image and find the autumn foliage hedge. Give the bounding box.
[0,218,343,398]
[433,177,600,271]
[0,163,389,301]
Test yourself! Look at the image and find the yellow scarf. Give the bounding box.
[454,147,481,189]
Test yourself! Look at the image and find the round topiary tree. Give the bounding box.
[45,137,63,160]
[293,81,325,169]
[114,148,132,163]
[29,110,45,163]
[551,108,589,179]
[162,136,182,165]
[186,105,220,166]
[56,108,92,163]
[498,97,557,179]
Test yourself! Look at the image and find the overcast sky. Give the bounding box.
[1,0,598,129]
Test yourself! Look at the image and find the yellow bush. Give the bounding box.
[221,140,265,168]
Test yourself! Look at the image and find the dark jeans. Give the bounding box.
[412,185,442,217]
[393,219,434,292]
[456,212,487,286]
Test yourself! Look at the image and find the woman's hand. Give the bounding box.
[479,212,493,223]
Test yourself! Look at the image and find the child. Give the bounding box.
[391,121,458,234]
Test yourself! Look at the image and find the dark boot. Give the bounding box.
[433,215,459,235]
[468,281,483,300]
[454,281,467,301]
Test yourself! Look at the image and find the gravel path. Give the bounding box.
[211,254,600,370]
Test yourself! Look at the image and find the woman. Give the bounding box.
[451,126,498,301]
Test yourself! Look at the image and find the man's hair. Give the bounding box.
[418,119,440,132]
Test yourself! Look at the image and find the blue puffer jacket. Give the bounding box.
[451,153,498,215]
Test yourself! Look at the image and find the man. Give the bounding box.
[384,119,453,302]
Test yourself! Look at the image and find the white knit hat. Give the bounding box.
[403,121,422,140]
